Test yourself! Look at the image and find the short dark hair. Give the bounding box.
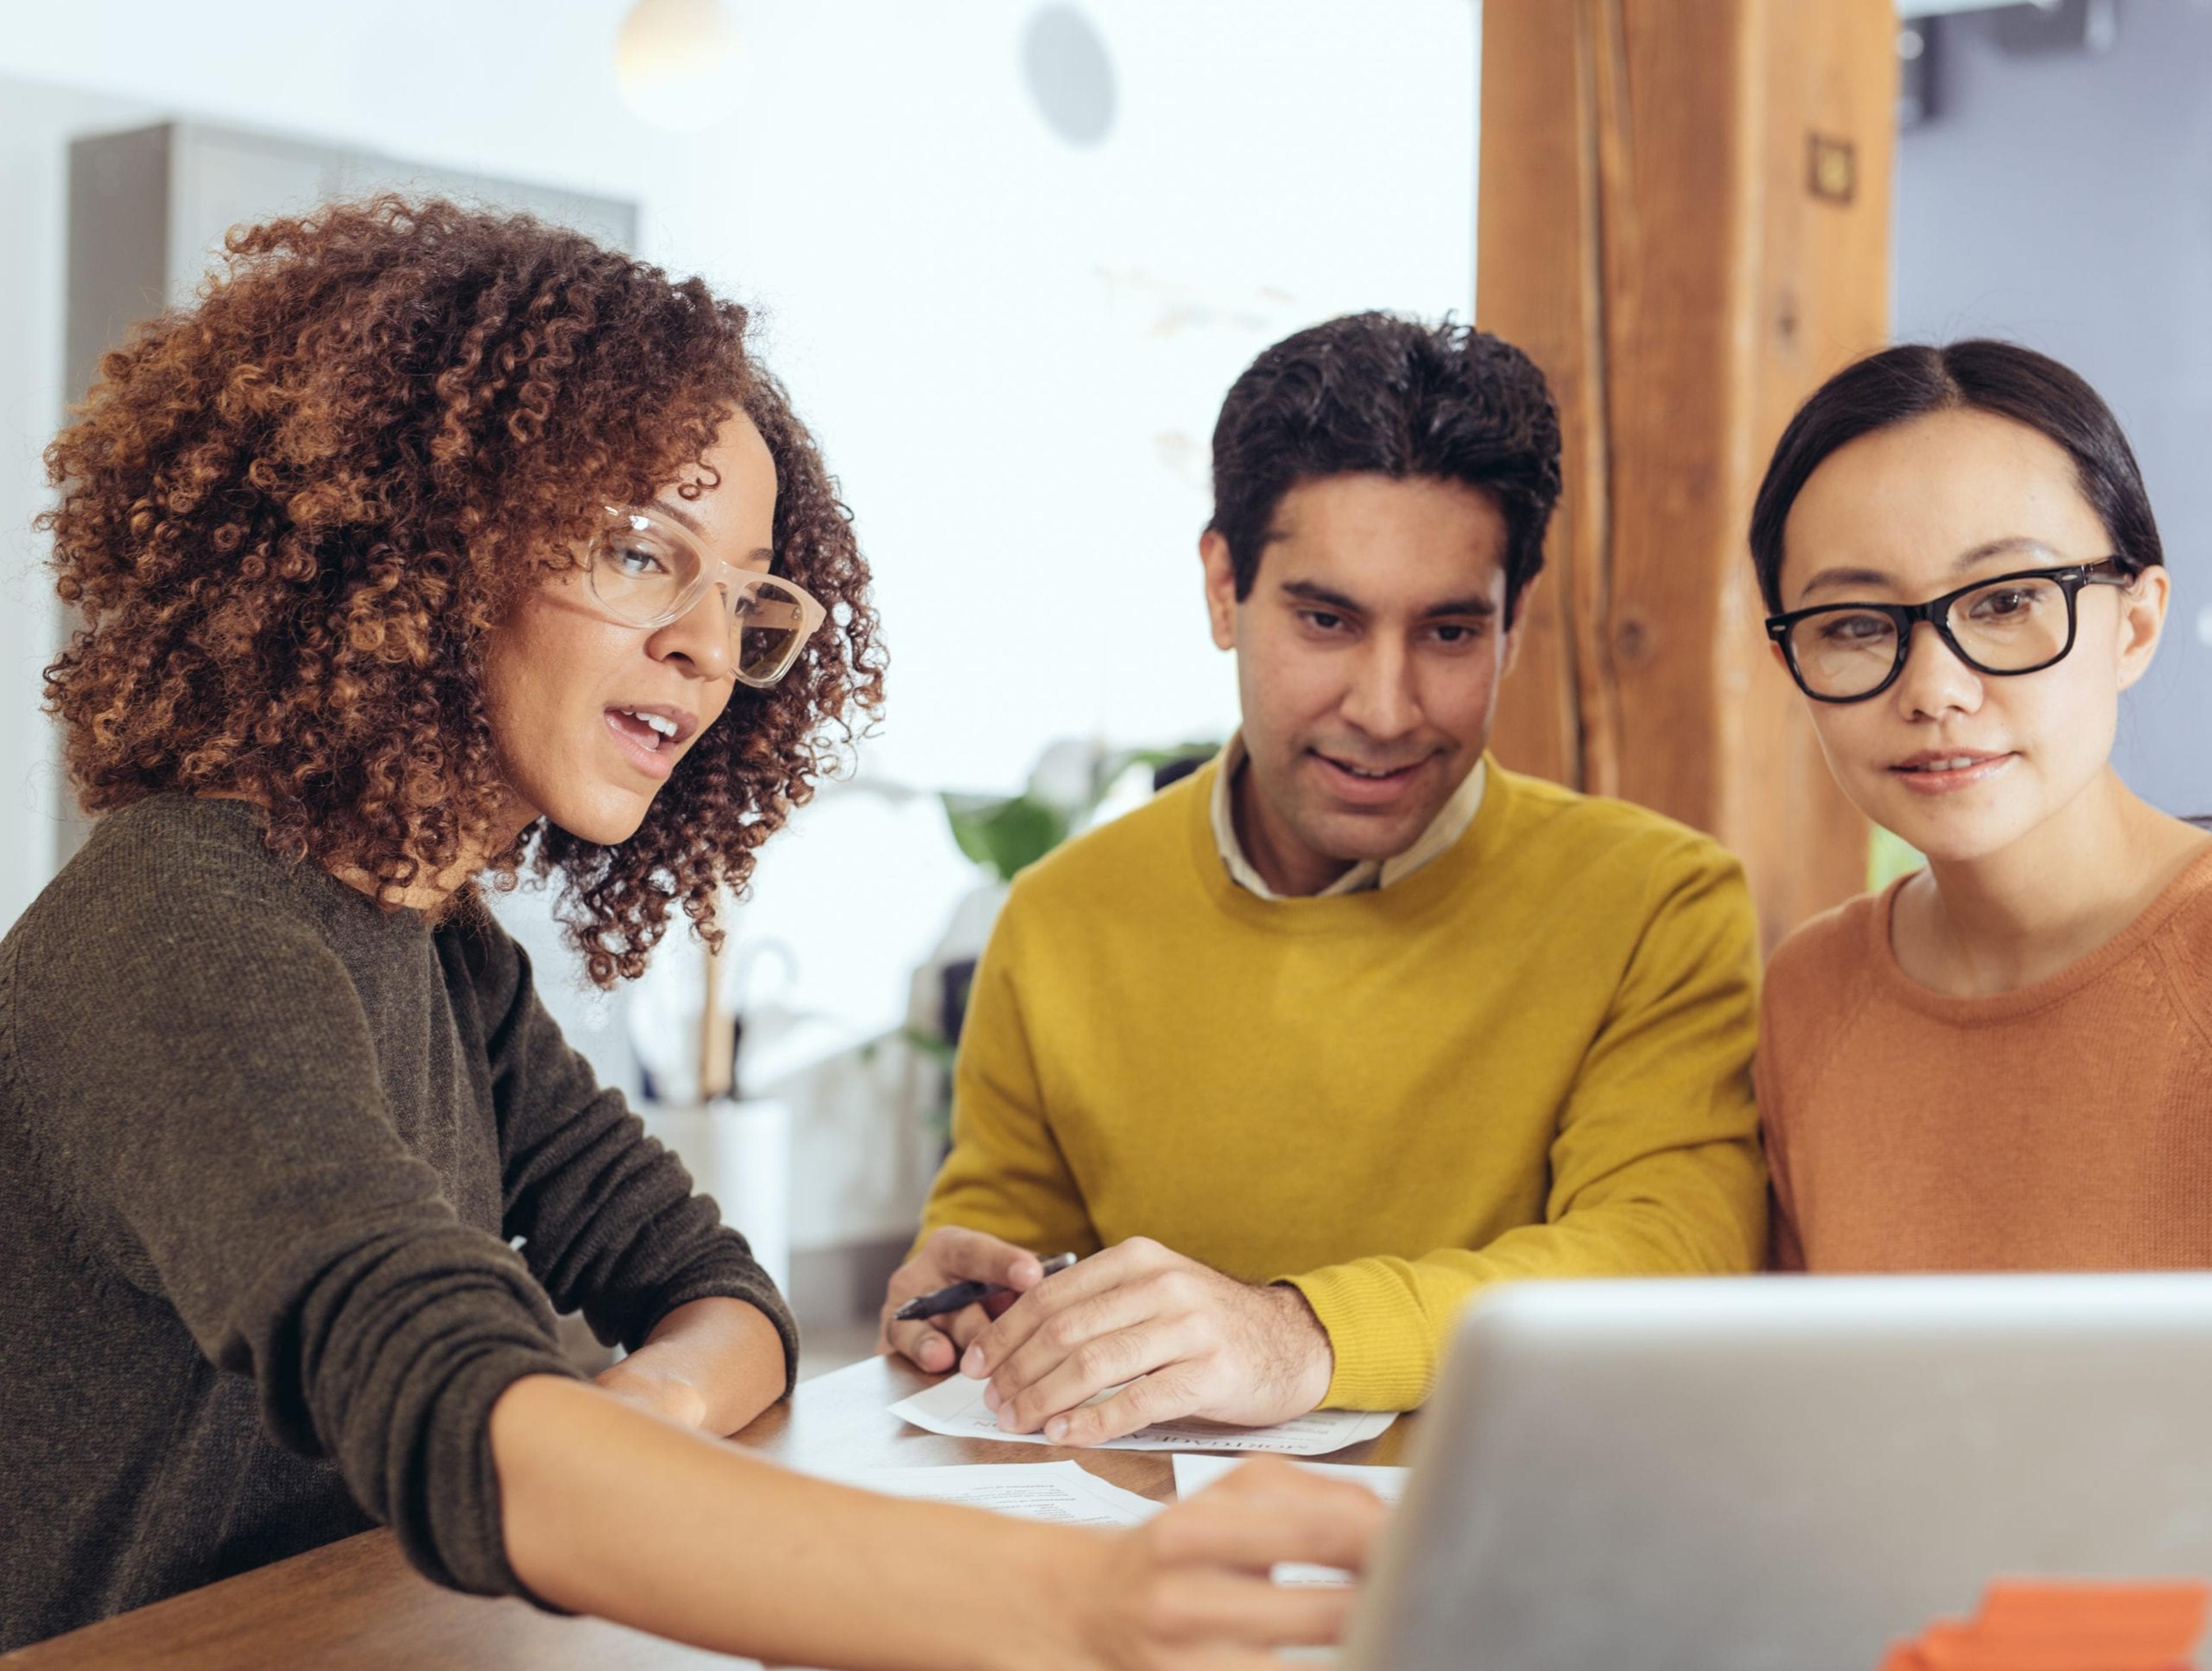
[1749,339,2164,613]
[1207,312,1563,625]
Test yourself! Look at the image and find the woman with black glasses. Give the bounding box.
[1749,339,2211,1273]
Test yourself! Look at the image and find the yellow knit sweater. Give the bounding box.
[919,756,1766,1409]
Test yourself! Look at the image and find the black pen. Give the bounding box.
[893,1251,1078,1322]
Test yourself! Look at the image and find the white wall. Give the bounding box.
[0,1,1478,1073]
[0,78,157,930]
[1894,1,2212,818]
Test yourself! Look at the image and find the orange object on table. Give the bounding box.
[1877,1581,2209,1671]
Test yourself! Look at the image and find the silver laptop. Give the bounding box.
[1342,1273,2212,1671]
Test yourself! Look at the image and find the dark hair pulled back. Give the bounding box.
[1749,338,2163,613]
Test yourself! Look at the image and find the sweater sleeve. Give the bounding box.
[21,894,578,1601]
[1754,1008,1808,1273]
[914,891,1101,1260]
[1282,836,1768,1409]
[457,920,797,1390]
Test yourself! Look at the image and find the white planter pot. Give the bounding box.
[640,1097,793,1296]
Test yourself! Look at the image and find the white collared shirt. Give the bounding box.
[1207,732,1487,900]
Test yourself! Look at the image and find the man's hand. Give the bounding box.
[961,1237,1335,1445]
[879,1226,1051,1374]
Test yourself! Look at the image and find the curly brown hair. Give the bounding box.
[42,195,884,985]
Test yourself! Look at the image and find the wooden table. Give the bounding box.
[3,1356,1411,1669]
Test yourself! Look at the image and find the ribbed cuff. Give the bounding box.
[422,1340,585,1602]
[1282,1260,1441,1412]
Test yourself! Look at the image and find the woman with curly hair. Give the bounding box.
[0,198,1380,1665]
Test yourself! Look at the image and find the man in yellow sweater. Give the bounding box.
[880,313,1764,1443]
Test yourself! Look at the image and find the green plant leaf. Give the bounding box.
[940,740,1221,883]
[1867,825,1925,891]
[941,793,1070,883]
[897,1024,960,1068]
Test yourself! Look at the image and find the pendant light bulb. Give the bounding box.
[616,0,741,133]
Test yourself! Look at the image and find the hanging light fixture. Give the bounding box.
[616,0,742,133]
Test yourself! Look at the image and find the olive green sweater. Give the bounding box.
[0,795,797,1650]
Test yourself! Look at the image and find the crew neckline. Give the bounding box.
[151,793,434,933]
[1868,842,2212,1025]
[1207,731,1488,901]
[1181,751,1510,933]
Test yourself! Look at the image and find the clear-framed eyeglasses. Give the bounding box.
[584,504,827,689]
[1763,558,2135,704]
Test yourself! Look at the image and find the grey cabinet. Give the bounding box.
[65,120,636,410]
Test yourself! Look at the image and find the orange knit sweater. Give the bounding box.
[1758,849,2212,1272]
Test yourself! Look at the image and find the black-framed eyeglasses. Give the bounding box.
[1764,559,2135,704]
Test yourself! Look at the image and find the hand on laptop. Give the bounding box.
[960,1237,1335,1443]
[878,1226,1050,1373]
[1074,1455,1386,1668]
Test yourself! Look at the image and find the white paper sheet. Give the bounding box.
[824,1459,1163,1527]
[889,1371,1397,1454]
[1171,1454,1411,1504]
[1172,1454,1410,1587]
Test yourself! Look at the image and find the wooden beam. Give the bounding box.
[1478,0,1892,947]
[1476,1,1614,796]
